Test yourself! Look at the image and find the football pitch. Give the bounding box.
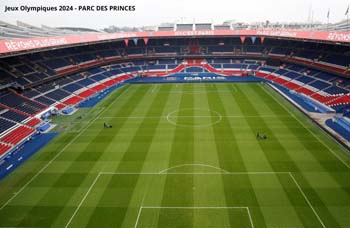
[1,82,350,228]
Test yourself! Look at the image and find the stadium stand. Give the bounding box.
[1,126,35,145]
[326,117,350,142]
[0,26,350,159]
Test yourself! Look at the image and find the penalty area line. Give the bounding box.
[64,171,324,228]
[64,173,102,228]
[137,206,254,228]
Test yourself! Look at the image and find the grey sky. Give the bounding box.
[0,0,349,29]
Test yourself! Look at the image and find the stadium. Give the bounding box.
[1,6,350,227]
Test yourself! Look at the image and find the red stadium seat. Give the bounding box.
[1,126,35,145]
[0,143,12,157]
[55,104,66,110]
[26,118,42,127]
[63,96,83,105]
[78,90,95,98]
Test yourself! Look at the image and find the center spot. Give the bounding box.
[167,108,222,128]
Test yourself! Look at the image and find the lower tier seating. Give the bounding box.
[26,118,41,127]
[63,96,83,105]
[1,126,35,145]
[0,59,349,159]
[0,143,11,157]
[326,118,350,142]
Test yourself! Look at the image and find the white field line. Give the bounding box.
[64,173,102,228]
[172,84,213,88]
[66,171,325,228]
[134,194,147,228]
[288,172,326,228]
[99,115,291,119]
[136,206,252,228]
[246,207,255,228]
[158,163,230,174]
[99,171,290,175]
[0,85,132,211]
[134,206,143,228]
[0,108,105,211]
[69,108,105,133]
[263,86,350,169]
[166,90,234,94]
[134,173,155,228]
[151,84,158,93]
[142,206,248,209]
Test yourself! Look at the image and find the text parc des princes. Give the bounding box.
[77,5,135,11]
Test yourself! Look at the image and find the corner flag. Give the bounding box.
[346,5,349,15]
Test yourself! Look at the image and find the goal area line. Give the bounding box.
[64,171,326,228]
[135,206,254,228]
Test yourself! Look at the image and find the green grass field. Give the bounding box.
[1,83,350,228]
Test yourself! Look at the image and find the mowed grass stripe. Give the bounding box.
[121,84,182,227]
[254,86,350,195]
[192,84,232,227]
[259,85,350,167]
[59,85,160,228]
[1,83,350,228]
[79,85,172,228]
[57,85,152,227]
[0,134,80,227]
[206,84,267,227]
[233,84,339,228]
[256,84,350,227]
[219,84,292,227]
[258,85,348,170]
[0,86,135,228]
[157,84,195,227]
[264,84,350,156]
[140,84,182,173]
[0,86,131,207]
[229,84,312,227]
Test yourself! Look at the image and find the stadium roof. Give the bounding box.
[1,20,350,41]
[0,20,349,57]
[0,21,100,40]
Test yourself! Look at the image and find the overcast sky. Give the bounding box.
[0,0,349,29]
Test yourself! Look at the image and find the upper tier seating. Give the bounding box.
[316,72,338,82]
[35,96,56,105]
[46,89,71,101]
[62,83,84,93]
[0,93,47,115]
[0,118,16,135]
[1,110,28,122]
[286,65,306,72]
[324,86,348,95]
[309,81,330,90]
[22,89,41,98]
[43,58,71,70]
[77,78,95,87]
[0,39,349,156]
[322,54,350,68]
[296,76,314,84]
[90,74,107,82]
[283,72,301,80]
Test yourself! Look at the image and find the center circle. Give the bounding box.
[167,108,222,128]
